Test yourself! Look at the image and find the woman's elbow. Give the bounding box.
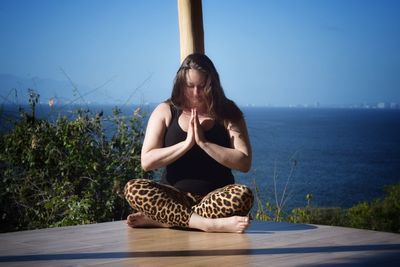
[141,162,150,172]
[140,155,153,172]
[238,156,252,173]
[240,163,251,173]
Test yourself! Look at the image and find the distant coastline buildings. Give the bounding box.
[243,102,400,109]
[349,102,399,110]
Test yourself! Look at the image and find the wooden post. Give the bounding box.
[177,0,204,63]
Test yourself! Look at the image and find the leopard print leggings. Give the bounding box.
[124,179,254,228]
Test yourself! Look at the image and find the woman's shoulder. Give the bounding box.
[150,102,173,125]
[218,99,243,124]
[153,102,171,113]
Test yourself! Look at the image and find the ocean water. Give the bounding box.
[239,107,400,210]
[1,104,399,210]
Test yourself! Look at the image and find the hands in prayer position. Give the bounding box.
[184,109,207,150]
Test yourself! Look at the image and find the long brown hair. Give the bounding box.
[168,53,243,123]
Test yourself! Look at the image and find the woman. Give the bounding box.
[124,53,254,233]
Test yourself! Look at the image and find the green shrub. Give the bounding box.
[347,184,400,233]
[289,207,346,226]
[287,184,400,233]
[0,91,151,232]
[255,180,399,233]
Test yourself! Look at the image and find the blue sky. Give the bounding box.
[0,0,399,106]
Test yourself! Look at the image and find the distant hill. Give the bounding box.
[0,73,96,105]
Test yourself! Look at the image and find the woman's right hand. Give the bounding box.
[184,109,196,149]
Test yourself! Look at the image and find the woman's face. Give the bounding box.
[184,69,207,109]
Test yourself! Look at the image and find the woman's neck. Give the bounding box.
[183,104,207,114]
[182,107,212,118]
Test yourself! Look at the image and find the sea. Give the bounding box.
[239,107,400,210]
[1,103,399,211]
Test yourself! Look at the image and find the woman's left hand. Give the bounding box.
[192,109,206,146]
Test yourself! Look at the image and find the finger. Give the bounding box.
[193,109,199,130]
[189,109,194,127]
[194,109,200,125]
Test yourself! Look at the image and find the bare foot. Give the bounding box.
[189,214,251,233]
[207,216,250,233]
[126,212,170,228]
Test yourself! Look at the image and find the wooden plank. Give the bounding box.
[0,221,399,266]
[177,0,204,62]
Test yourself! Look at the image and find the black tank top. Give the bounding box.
[160,105,234,195]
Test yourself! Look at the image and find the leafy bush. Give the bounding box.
[346,184,400,233]
[265,184,400,233]
[253,166,399,233]
[0,91,151,232]
[289,207,347,226]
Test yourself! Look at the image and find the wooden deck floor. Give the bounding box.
[0,220,399,267]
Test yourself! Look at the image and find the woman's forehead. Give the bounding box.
[186,69,207,83]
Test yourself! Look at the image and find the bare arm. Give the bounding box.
[141,103,195,171]
[193,109,252,172]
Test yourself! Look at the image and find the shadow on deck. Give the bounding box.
[0,221,399,266]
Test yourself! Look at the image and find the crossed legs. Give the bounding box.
[124,179,254,233]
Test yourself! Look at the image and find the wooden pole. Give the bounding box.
[177,0,204,63]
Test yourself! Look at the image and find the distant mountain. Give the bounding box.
[0,73,95,105]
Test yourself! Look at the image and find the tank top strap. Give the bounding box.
[169,104,182,122]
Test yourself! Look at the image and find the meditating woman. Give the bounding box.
[124,53,254,233]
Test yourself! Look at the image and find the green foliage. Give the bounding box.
[289,207,347,226]
[346,184,400,233]
[253,179,287,222]
[255,182,400,233]
[0,91,151,232]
